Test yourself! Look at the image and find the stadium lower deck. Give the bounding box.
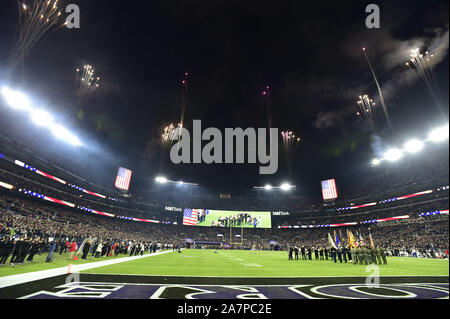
[0,250,448,299]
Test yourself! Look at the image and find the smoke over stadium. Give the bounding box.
[0,0,448,309]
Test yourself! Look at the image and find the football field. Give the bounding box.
[0,250,448,299]
[82,249,449,277]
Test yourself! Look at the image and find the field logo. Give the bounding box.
[169,120,279,175]
[365,264,380,288]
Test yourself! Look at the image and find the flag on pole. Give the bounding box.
[369,231,375,249]
[347,230,357,248]
[359,231,364,246]
[334,230,340,247]
[328,233,337,249]
[340,229,345,246]
[77,238,88,256]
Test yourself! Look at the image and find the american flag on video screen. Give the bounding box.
[183,209,198,226]
[322,179,338,200]
[115,167,132,191]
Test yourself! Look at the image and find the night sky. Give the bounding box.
[0,0,448,197]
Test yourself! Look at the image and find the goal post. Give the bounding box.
[229,224,244,247]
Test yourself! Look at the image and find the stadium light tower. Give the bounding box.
[1,87,32,111]
[371,158,381,166]
[280,183,293,191]
[1,86,83,147]
[51,124,82,146]
[428,125,449,142]
[384,148,403,162]
[404,139,424,153]
[31,109,54,127]
[155,176,167,184]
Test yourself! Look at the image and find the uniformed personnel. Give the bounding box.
[351,246,357,265]
[380,247,387,264]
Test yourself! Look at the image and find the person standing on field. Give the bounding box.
[68,240,77,260]
[351,246,358,265]
[95,242,103,258]
[82,240,91,260]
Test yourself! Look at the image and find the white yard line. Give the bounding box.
[0,250,174,289]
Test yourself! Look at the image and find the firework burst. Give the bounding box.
[406,48,444,116]
[8,0,66,75]
[74,65,100,110]
[356,94,377,127]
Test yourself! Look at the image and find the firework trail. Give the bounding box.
[262,85,273,143]
[362,48,393,129]
[179,73,189,141]
[406,48,444,117]
[281,130,301,177]
[74,65,100,110]
[8,0,66,76]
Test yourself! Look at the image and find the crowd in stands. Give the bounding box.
[2,122,448,218]
[275,196,449,227]
[2,160,448,229]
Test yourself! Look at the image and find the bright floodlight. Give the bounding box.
[404,139,423,153]
[384,148,403,162]
[156,176,167,184]
[31,109,54,127]
[264,185,272,191]
[371,158,381,166]
[280,183,292,191]
[51,124,81,146]
[428,125,449,142]
[1,87,32,111]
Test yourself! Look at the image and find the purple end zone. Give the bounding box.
[23,282,449,299]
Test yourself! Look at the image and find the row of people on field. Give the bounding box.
[288,245,388,264]
[0,234,176,266]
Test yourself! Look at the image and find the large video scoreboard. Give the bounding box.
[183,209,272,228]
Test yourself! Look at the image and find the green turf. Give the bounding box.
[0,252,148,277]
[82,250,450,277]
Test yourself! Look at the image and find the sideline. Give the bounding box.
[0,250,174,289]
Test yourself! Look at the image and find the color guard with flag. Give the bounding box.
[328,233,337,249]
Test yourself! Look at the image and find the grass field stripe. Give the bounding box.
[0,250,174,289]
[81,272,450,278]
